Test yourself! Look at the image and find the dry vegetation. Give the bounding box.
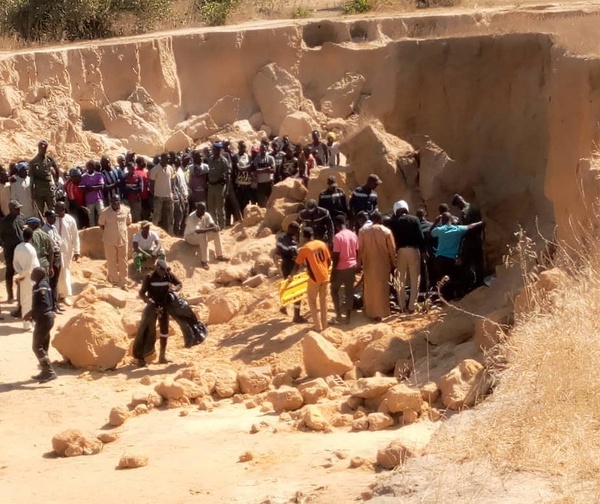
[430,226,600,496]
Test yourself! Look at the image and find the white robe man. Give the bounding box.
[11,162,36,219]
[55,201,80,303]
[184,202,228,270]
[13,227,40,330]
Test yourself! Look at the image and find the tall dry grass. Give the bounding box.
[432,227,600,496]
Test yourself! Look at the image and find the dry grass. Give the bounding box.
[430,226,600,496]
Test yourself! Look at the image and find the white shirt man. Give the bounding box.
[14,232,40,330]
[184,204,227,270]
[55,203,80,300]
[11,170,36,219]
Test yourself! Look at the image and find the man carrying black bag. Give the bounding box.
[133,260,207,367]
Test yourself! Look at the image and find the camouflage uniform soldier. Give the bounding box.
[29,140,58,214]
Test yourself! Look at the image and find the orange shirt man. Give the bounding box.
[295,227,331,332]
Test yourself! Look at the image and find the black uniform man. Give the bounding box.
[0,200,25,302]
[349,174,381,227]
[318,176,348,220]
[26,267,57,383]
[138,260,182,366]
[276,221,305,324]
[298,199,335,248]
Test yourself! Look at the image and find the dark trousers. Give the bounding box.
[33,312,55,367]
[141,198,152,221]
[256,182,272,208]
[331,267,356,316]
[434,256,460,300]
[158,308,169,336]
[50,255,61,310]
[225,181,242,226]
[236,185,256,213]
[173,199,187,237]
[4,247,15,300]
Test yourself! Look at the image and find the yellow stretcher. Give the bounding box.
[278,272,309,306]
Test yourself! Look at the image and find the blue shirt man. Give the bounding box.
[431,224,469,259]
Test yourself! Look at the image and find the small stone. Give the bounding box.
[368,412,394,431]
[250,423,261,434]
[401,409,419,425]
[179,409,189,417]
[334,451,348,459]
[420,382,440,404]
[279,412,292,422]
[133,404,149,416]
[232,394,244,404]
[351,417,369,431]
[97,432,119,444]
[260,401,274,413]
[140,375,152,386]
[198,397,214,412]
[118,453,148,469]
[109,406,129,427]
[239,451,254,462]
[350,457,365,468]
[245,399,257,409]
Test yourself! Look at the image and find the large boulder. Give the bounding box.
[358,335,411,377]
[320,73,365,118]
[438,359,486,410]
[215,264,253,285]
[425,312,475,346]
[302,331,353,378]
[79,227,104,259]
[301,405,331,432]
[238,367,271,395]
[52,302,128,369]
[208,95,240,127]
[164,130,192,152]
[253,63,303,134]
[474,305,514,351]
[279,111,316,144]
[297,378,329,404]
[267,177,308,204]
[306,166,352,202]
[343,324,391,362]
[175,113,219,141]
[384,384,424,413]
[514,267,566,317]
[262,199,303,232]
[340,122,419,214]
[242,205,265,227]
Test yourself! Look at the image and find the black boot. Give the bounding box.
[37,358,57,383]
[292,305,307,324]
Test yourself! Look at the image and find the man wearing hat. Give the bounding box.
[10,162,36,219]
[29,140,58,214]
[389,200,425,314]
[298,199,335,248]
[137,259,183,365]
[132,221,165,273]
[149,153,174,235]
[326,133,340,167]
[207,142,231,229]
[318,175,348,220]
[42,210,64,312]
[27,217,53,278]
[349,174,381,230]
[0,200,25,302]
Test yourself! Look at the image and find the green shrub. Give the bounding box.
[343,0,372,14]
[194,0,240,26]
[292,6,311,18]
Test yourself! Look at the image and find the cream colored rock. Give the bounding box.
[298,378,329,404]
[368,412,394,431]
[438,359,486,410]
[52,429,103,457]
[358,335,411,377]
[330,414,353,428]
[302,331,353,379]
[52,302,128,369]
[252,254,274,276]
[281,213,299,233]
[154,378,186,401]
[176,378,206,399]
[267,386,304,413]
[208,95,240,126]
[343,324,391,362]
[215,264,252,285]
[253,63,303,134]
[97,287,128,308]
[134,404,149,416]
[97,432,119,444]
[238,368,271,395]
[109,406,129,427]
[242,274,266,288]
[177,113,219,141]
[279,111,316,144]
[426,312,474,346]
[301,405,330,432]
[262,199,303,232]
[376,422,438,469]
[121,309,143,337]
[474,305,513,351]
[206,290,244,325]
[350,377,398,399]
[242,204,265,227]
[514,267,567,316]
[352,417,370,431]
[268,177,308,204]
[384,384,424,414]
[164,130,192,152]
[0,87,21,117]
[420,382,440,404]
[118,453,148,469]
[320,73,365,118]
[214,368,239,398]
[401,409,419,425]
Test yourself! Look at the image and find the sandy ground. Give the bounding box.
[0,301,403,504]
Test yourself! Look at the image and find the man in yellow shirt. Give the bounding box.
[293,227,331,332]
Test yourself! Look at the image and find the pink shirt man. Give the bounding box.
[333,228,358,270]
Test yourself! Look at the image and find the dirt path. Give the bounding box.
[0,304,402,504]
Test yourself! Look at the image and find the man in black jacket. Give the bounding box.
[138,260,182,366]
[0,200,25,302]
[276,221,305,323]
[298,199,334,248]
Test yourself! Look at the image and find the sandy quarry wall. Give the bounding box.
[1,6,600,252]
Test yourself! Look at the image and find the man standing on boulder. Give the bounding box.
[292,227,331,332]
[98,195,132,289]
[29,140,58,214]
[207,142,230,229]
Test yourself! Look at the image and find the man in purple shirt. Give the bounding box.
[79,160,105,226]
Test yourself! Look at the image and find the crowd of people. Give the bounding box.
[279,179,486,330]
[0,130,485,382]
